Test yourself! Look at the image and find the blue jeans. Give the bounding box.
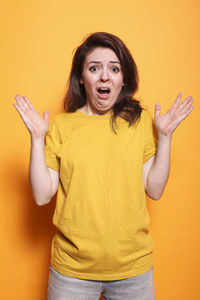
[47,266,156,300]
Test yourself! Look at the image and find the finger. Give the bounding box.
[179,96,193,112]
[13,103,34,133]
[15,94,29,111]
[172,92,182,109]
[13,103,26,119]
[179,105,194,122]
[166,93,182,115]
[15,94,25,103]
[181,105,194,118]
[15,96,26,113]
[183,98,194,111]
[187,105,194,115]
[23,96,34,109]
[43,110,49,122]
[154,102,161,119]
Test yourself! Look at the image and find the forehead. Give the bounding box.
[84,47,119,63]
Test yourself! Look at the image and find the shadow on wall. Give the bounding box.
[7,156,57,298]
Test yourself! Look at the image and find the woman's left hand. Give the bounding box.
[154,93,194,137]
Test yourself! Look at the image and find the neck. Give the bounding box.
[80,104,112,116]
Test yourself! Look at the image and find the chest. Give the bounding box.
[57,122,145,166]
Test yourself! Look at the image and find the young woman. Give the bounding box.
[14,32,194,300]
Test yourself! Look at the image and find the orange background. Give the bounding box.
[1,0,199,299]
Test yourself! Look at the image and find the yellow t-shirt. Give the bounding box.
[45,108,157,280]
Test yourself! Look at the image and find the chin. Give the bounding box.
[95,104,113,114]
[96,100,115,110]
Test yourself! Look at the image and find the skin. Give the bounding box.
[143,93,194,199]
[13,47,194,204]
[13,96,59,205]
[80,47,124,115]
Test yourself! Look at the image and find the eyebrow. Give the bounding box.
[88,60,121,65]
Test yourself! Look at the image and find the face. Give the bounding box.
[80,47,124,115]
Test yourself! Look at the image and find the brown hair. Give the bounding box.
[64,32,142,132]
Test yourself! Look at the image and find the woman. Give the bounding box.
[14,32,194,300]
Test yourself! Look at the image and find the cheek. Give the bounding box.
[114,74,123,85]
[85,81,95,91]
[82,75,96,88]
[83,80,96,96]
[115,78,124,91]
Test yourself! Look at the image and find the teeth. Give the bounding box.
[97,88,110,93]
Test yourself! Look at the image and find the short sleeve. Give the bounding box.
[143,109,157,163]
[45,119,61,171]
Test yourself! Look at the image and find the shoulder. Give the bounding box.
[140,108,154,121]
[49,111,81,127]
[135,109,156,140]
[48,110,91,138]
[138,108,155,129]
[50,111,77,122]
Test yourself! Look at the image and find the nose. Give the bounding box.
[100,68,109,82]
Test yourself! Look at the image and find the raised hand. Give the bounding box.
[13,94,49,139]
[154,93,194,137]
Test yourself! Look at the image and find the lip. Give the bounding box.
[96,86,111,100]
[96,86,111,90]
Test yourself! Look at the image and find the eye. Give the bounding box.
[112,66,120,73]
[89,66,99,72]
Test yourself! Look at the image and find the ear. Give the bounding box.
[80,78,83,84]
[122,83,125,87]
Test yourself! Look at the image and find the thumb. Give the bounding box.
[155,102,161,119]
[43,110,49,122]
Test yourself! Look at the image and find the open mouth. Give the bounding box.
[97,88,110,94]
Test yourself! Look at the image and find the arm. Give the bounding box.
[143,93,194,200]
[29,136,59,205]
[14,94,59,206]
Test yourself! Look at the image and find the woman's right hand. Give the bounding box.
[13,94,49,139]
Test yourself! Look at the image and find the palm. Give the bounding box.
[14,94,49,138]
[155,93,194,136]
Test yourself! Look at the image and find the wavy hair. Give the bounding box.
[64,32,142,132]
